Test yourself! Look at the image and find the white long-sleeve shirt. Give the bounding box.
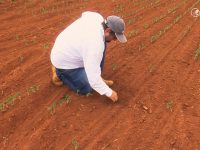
[50,11,112,97]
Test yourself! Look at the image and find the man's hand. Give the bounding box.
[109,90,118,102]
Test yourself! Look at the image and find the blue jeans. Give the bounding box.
[56,68,92,95]
[56,43,107,95]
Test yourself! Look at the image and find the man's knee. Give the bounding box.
[77,84,92,95]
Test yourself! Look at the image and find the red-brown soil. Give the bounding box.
[1,0,200,149]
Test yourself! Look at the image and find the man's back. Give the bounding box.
[50,11,105,69]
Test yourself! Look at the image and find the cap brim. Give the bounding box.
[115,33,127,43]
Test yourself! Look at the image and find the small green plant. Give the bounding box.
[113,4,124,14]
[41,7,48,14]
[26,85,39,95]
[0,102,5,111]
[5,93,20,105]
[48,101,57,114]
[15,35,20,40]
[174,15,182,24]
[139,43,145,51]
[59,94,71,106]
[19,56,24,62]
[127,18,136,25]
[166,100,173,112]
[148,64,155,73]
[72,139,79,150]
[144,23,149,29]
[194,44,200,60]
[111,63,117,71]
[150,35,157,43]
[128,29,139,38]
[0,92,21,112]
[43,43,49,49]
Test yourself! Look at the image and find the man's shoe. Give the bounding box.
[52,66,63,86]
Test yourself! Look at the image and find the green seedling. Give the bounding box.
[19,56,24,62]
[5,92,20,105]
[128,29,139,38]
[174,15,182,24]
[48,101,57,114]
[43,43,49,49]
[127,18,136,25]
[26,85,39,95]
[72,139,79,150]
[139,43,145,51]
[111,63,117,71]
[148,64,155,73]
[194,45,200,60]
[16,35,20,40]
[150,35,157,43]
[41,7,48,14]
[152,16,159,24]
[113,4,124,13]
[144,23,149,29]
[166,100,173,112]
[59,94,71,106]
[0,102,5,111]
[0,92,21,112]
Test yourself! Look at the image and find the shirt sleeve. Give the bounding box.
[82,39,112,97]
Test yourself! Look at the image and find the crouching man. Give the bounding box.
[50,11,127,102]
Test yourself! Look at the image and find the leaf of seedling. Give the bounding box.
[112,64,117,71]
[41,7,48,14]
[19,56,24,62]
[148,64,155,73]
[194,45,200,60]
[59,94,71,106]
[139,43,145,51]
[166,100,173,112]
[5,92,20,106]
[150,35,157,43]
[5,97,14,106]
[26,85,39,95]
[144,23,149,29]
[72,139,79,150]
[43,43,49,49]
[0,102,5,112]
[16,35,20,40]
[48,101,57,115]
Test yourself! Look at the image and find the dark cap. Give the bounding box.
[105,16,127,43]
